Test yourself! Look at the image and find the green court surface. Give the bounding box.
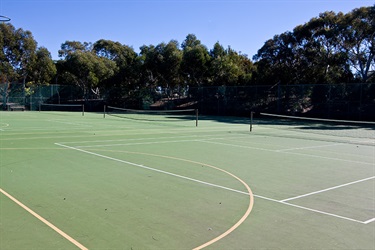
[0,111,374,249]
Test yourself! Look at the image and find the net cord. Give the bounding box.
[106,106,195,113]
[104,105,198,126]
[260,112,375,125]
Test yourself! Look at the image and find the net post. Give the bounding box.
[82,104,84,116]
[39,103,41,112]
[250,111,254,132]
[195,109,199,127]
[103,105,106,118]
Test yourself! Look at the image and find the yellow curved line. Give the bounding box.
[91,149,254,249]
[0,188,88,250]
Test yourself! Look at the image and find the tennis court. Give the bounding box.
[0,110,374,249]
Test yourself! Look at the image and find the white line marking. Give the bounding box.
[58,134,239,145]
[47,119,92,127]
[281,176,375,202]
[363,218,375,224]
[276,143,342,152]
[68,135,261,148]
[54,143,249,196]
[75,139,202,148]
[279,201,367,224]
[251,194,367,224]
[285,151,375,166]
[199,140,375,166]
[55,142,372,225]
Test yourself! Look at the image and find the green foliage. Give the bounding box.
[30,47,57,86]
[254,6,374,84]
[181,34,211,86]
[58,50,117,100]
[1,5,374,115]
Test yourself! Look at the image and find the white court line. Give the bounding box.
[58,134,250,145]
[47,119,92,127]
[55,142,372,225]
[75,139,202,148]
[55,143,249,196]
[251,194,370,224]
[364,218,375,224]
[199,140,375,166]
[69,135,262,149]
[276,143,342,152]
[279,200,368,224]
[281,176,375,202]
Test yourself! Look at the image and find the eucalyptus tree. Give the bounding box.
[156,40,183,92]
[253,31,299,85]
[210,43,254,85]
[253,10,360,85]
[341,6,375,82]
[295,11,352,84]
[209,42,230,84]
[138,40,183,102]
[58,46,117,100]
[181,34,210,86]
[93,39,139,100]
[29,47,56,86]
[0,23,18,85]
[0,23,40,107]
[58,41,92,58]
[139,44,162,88]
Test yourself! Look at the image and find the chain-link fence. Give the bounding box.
[1,82,374,121]
[189,83,375,120]
[1,83,83,111]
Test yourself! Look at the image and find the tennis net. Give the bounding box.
[104,106,198,126]
[39,104,84,116]
[254,113,375,146]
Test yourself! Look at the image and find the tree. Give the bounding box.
[93,39,139,100]
[139,40,183,97]
[58,49,117,100]
[58,41,92,58]
[155,40,183,92]
[29,47,56,86]
[180,34,210,86]
[209,43,254,85]
[341,6,375,82]
[253,10,357,85]
[253,32,299,85]
[0,23,39,107]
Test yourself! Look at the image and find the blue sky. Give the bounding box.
[1,0,373,60]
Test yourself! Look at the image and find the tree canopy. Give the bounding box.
[1,5,374,113]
